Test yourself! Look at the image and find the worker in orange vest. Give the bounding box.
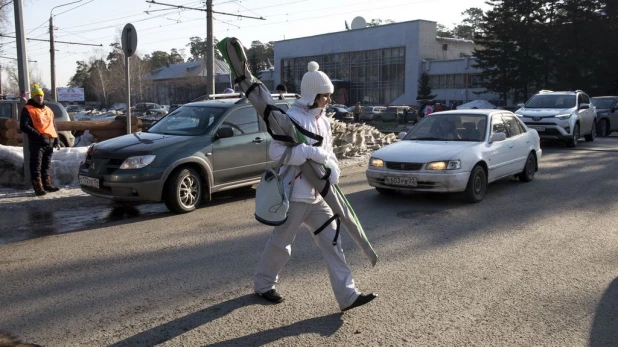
[19,84,60,196]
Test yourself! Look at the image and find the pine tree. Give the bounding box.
[416,72,436,101]
[472,0,545,104]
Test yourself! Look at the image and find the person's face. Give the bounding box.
[314,93,332,109]
[33,95,44,104]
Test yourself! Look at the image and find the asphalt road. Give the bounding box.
[1,138,617,346]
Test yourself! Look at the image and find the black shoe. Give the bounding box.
[342,293,377,312]
[256,289,284,303]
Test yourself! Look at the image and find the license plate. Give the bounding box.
[529,125,545,131]
[384,176,417,187]
[79,175,100,189]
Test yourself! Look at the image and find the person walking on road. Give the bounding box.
[253,61,377,312]
[19,84,60,196]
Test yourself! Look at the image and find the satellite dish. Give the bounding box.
[350,16,367,30]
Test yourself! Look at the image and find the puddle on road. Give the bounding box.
[0,203,169,245]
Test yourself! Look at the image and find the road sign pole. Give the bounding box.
[125,54,131,134]
[121,23,137,135]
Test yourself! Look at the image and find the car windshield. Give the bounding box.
[403,113,488,142]
[525,94,576,108]
[147,105,225,135]
[591,98,615,109]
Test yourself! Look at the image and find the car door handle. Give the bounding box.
[253,137,264,143]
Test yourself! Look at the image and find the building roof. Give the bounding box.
[144,59,230,81]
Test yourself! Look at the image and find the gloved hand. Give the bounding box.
[308,146,329,164]
[325,157,340,185]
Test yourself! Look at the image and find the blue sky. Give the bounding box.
[3,0,489,89]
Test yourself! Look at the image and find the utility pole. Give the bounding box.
[49,15,55,100]
[49,0,83,101]
[206,0,214,95]
[14,0,31,184]
[145,0,265,95]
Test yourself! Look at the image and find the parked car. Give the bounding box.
[133,102,168,117]
[378,109,399,122]
[78,94,297,214]
[326,106,354,122]
[514,90,596,147]
[591,96,618,137]
[366,110,542,202]
[65,105,82,113]
[0,99,75,147]
[359,106,387,122]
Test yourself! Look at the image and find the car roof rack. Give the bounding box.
[207,92,246,100]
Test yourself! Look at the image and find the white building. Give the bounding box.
[274,19,501,107]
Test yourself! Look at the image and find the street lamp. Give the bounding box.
[49,0,82,101]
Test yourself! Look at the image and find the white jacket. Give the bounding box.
[269,102,341,204]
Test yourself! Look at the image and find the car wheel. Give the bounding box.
[463,165,487,203]
[597,119,609,137]
[164,167,202,214]
[566,123,580,148]
[58,137,68,148]
[376,187,395,195]
[585,121,596,142]
[518,153,536,182]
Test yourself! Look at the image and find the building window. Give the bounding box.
[282,46,405,106]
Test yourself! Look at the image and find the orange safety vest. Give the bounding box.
[25,104,58,138]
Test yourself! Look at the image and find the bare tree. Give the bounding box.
[88,51,114,107]
[2,61,44,95]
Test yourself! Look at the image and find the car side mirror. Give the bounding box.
[579,103,590,110]
[215,127,234,139]
[490,132,506,142]
[517,103,524,108]
[398,131,407,139]
[611,107,617,113]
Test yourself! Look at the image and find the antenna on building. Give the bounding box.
[345,20,350,31]
[350,16,367,30]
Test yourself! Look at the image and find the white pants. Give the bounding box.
[253,200,360,310]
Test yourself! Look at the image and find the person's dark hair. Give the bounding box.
[276,84,287,93]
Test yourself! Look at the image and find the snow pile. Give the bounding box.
[0,145,88,188]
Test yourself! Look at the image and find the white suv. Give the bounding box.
[515,90,596,147]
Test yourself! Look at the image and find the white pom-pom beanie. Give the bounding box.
[298,61,334,106]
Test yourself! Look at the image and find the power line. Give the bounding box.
[0,34,102,47]
[145,0,266,20]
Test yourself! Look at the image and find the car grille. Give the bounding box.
[386,162,423,170]
[84,154,124,174]
[523,122,556,126]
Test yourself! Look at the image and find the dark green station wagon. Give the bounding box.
[78,94,296,213]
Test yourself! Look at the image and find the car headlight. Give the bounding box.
[555,113,572,120]
[120,155,156,169]
[426,160,461,170]
[369,157,384,168]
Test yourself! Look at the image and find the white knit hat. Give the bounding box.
[298,61,334,106]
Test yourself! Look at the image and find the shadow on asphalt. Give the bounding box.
[589,277,618,347]
[109,294,342,346]
[0,186,257,245]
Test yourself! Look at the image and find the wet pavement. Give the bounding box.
[0,202,169,245]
